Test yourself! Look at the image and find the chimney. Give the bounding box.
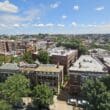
[57,62,59,68]
[79,62,81,68]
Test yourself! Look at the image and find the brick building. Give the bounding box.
[48,47,78,74]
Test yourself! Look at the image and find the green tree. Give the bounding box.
[0,74,30,105]
[0,100,12,110]
[57,38,88,55]
[22,52,34,64]
[81,79,110,110]
[38,50,49,64]
[33,85,53,108]
[101,75,110,91]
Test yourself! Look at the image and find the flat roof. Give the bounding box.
[103,57,110,67]
[48,47,77,56]
[69,55,107,73]
[35,64,63,73]
[0,63,19,70]
[20,64,63,73]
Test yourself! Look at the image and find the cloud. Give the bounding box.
[45,23,54,27]
[0,14,22,25]
[96,6,104,11]
[34,24,45,27]
[23,8,41,21]
[57,24,65,27]
[0,7,41,27]
[0,0,18,13]
[0,24,7,28]
[73,5,79,11]
[62,15,67,19]
[34,23,54,28]
[72,22,77,26]
[50,2,60,8]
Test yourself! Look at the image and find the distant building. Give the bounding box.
[0,63,20,81]
[48,47,78,74]
[102,57,110,73]
[69,55,108,95]
[21,64,64,94]
[89,48,110,57]
[0,40,15,55]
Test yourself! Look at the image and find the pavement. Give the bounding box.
[49,96,73,110]
[50,96,83,110]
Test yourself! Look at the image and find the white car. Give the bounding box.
[78,100,89,107]
[67,98,77,105]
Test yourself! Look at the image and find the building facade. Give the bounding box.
[48,47,78,74]
[69,55,108,95]
[0,63,20,82]
[21,64,64,94]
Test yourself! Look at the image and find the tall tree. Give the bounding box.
[100,75,110,91]
[0,100,12,110]
[38,50,49,64]
[22,52,34,64]
[0,74,30,105]
[33,85,53,108]
[81,79,110,110]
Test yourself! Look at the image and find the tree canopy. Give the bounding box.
[81,79,110,110]
[100,75,110,91]
[0,74,30,105]
[37,50,49,64]
[33,85,53,108]
[57,38,88,55]
[22,51,34,64]
[0,100,12,110]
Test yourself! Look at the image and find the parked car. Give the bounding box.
[67,98,77,106]
[77,100,89,107]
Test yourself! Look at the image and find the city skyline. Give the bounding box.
[0,0,110,34]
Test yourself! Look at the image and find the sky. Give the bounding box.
[0,0,110,34]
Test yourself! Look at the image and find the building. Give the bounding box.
[69,55,108,95]
[102,57,110,73]
[48,47,78,74]
[89,48,110,57]
[0,40,15,55]
[0,63,20,81]
[21,64,64,94]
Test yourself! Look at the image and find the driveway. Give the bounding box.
[50,96,83,110]
[50,96,73,110]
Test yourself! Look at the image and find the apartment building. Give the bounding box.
[0,40,15,55]
[48,47,78,74]
[89,48,110,57]
[102,57,110,73]
[21,64,64,94]
[0,63,20,82]
[69,55,108,95]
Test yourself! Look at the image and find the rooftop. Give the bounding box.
[48,47,77,56]
[20,64,63,73]
[89,48,110,57]
[69,55,107,73]
[35,64,63,73]
[103,57,110,67]
[0,63,19,70]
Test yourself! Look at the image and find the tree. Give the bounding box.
[33,85,53,108]
[38,50,49,64]
[0,100,12,110]
[101,75,110,91]
[81,79,110,110]
[56,38,88,55]
[0,74,30,105]
[22,52,34,64]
